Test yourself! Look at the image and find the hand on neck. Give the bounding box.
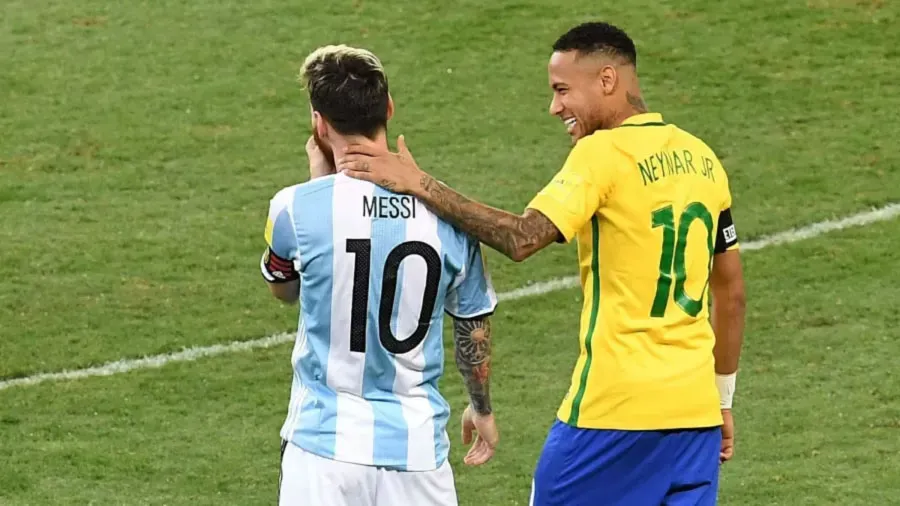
[326,130,389,164]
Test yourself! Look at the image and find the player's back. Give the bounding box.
[603,120,732,337]
[267,173,496,472]
[554,115,735,430]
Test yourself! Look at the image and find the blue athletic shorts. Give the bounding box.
[530,419,722,506]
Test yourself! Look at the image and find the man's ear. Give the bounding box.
[386,94,395,121]
[599,64,618,95]
[313,110,329,140]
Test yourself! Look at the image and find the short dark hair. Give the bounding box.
[552,22,637,67]
[300,45,389,138]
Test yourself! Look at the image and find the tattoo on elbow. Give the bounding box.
[508,214,559,260]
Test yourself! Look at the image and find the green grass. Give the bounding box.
[1,0,899,504]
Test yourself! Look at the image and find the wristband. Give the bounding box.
[716,372,736,409]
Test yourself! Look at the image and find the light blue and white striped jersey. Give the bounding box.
[264,173,497,472]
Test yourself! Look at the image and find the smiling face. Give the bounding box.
[547,50,620,143]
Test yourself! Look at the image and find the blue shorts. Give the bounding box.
[530,420,721,506]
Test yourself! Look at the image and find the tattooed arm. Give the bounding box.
[336,136,563,261]
[453,316,493,415]
[414,176,560,262]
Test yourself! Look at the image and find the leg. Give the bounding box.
[663,428,722,506]
[531,420,671,506]
[279,441,377,506]
[375,458,458,506]
[530,421,571,506]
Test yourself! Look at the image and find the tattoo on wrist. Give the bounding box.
[419,174,437,196]
[453,317,492,415]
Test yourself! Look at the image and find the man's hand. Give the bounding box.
[461,404,498,466]
[306,136,335,180]
[720,409,734,463]
[337,135,424,195]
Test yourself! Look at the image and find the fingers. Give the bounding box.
[342,143,383,157]
[464,437,495,466]
[720,443,734,463]
[462,416,498,466]
[335,156,369,173]
[461,406,473,444]
[396,134,419,165]
[462,423,473,445]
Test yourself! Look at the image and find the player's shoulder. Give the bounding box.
[575,117,675,160]
[666,124,734,205]
[556,132,618,180]
[291,174,341,197]
[270,175,340,208]
[680,129,714,153]
[665,123,724,164]
[573,128,617,154]
[268,184,299,215]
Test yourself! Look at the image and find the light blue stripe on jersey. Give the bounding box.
[429,222,467,464]
[289,179,338,459]
[365,186,410,469]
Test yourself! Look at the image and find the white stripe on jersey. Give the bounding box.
[284,318,308,437]
[327,176,376,465]
[394,210,440,470]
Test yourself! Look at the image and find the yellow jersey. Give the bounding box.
[527,113,739,430]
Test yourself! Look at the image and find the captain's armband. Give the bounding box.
[714,209,739,254]
[261,248,299,283]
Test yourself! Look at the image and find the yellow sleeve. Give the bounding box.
[721,168,733,212]
[526,138,613,243]
[720,165,740,252]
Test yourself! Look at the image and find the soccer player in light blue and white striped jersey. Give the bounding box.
[260,45,500,506]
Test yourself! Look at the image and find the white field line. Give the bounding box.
[1,203,898,392]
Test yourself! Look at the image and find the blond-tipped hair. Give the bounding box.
[300,44,385,88]
[299,45,390,138]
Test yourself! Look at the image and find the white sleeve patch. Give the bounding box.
[723,224,737,244]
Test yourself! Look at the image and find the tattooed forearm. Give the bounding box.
[453,317,493,415]
[418,175,559,261]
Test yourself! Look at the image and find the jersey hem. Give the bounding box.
[444,307,496,320]
[284,437,447,472]
[553,415,724,431]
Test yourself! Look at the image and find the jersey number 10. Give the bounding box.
[346,239,441,355]
[650,202,714,318]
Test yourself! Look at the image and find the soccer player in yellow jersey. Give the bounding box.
[337,21,747,506]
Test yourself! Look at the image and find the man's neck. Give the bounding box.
[328,132,388,163]
[607,90,649,129]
